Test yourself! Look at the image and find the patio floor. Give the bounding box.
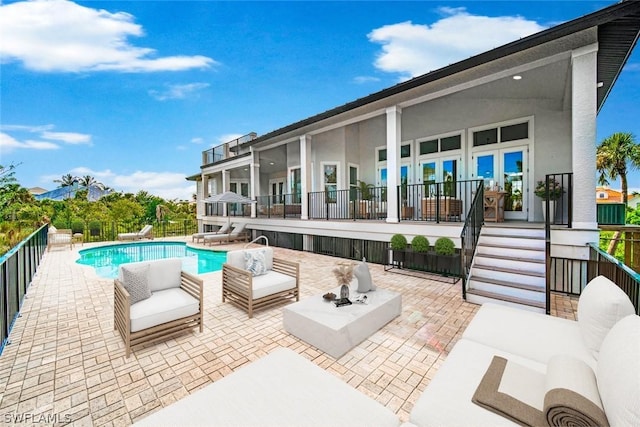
[0,238,578,426]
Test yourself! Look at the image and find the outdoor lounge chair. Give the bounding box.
[117,224,153,241]
[191,223,231,243]
[203,223,248,245]
[47,227,73,250]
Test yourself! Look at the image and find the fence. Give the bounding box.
[399,179,480,222]
[64,219,197,243]
[308,187,387,220]
[1,225,48,354]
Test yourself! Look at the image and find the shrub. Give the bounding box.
[434,237,455,255]
[71,220,84,234]
[390,234,407,250]
[534,179,564,200]
[411,235,430,253]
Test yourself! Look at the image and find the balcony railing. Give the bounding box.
[201,132,256,165]
[1,225,48,354]
[308,187,387,220]
[398,179,481,222]
[256,193,302,219]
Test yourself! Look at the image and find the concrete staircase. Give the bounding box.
[466,224,546,313]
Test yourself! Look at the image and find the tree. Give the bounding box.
[596,132,640,204]
[54,173,77,188]
[596,132,640,254]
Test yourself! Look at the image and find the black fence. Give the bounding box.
[1,225,48,354]
[66,219,197,243]
[256,193,302,219]
[398,179,480,222]
[308,187,387,220]
[460,181,485,298]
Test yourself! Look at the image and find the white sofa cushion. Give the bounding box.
[252,271,296,299]
[577,275,635,358]
[462,303,595,368]
[596,314,640,427]
[227,247,273,271]
[130,288,199,333]
[120,258,182,293]
[133,347,401,427]
[410,338,545,427]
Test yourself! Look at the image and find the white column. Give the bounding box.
[250,150,260,218]
[386,106,401,223]
[571,44,598,229]
[222,170,230,217]
[300,135,312,220]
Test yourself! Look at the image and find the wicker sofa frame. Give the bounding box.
[222,256,299,318]
[114,270,203,357]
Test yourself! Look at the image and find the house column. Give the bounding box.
[222,170,230,217]
[250,149,260,218]
[571,44,598,229]
[386,106,401,223]
[198,174,209,218]
[300,134,312,220]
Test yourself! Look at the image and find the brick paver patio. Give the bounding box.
[0,238,577,426]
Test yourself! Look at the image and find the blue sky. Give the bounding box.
[1,0,639,200]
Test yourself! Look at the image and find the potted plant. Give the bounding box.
[534,179,564,222]
[390,233,407,267]
[410,235,430,270]
[356,180,374,218]
[434,237,460,276]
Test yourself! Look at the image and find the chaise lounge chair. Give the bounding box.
[117,224,154,241]
[203,223,248,245]
[191,223,231,243]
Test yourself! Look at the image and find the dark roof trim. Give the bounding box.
[246,1,640,147]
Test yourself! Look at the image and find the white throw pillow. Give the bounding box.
[577,275,635,358]
[121,264,152,305]
[245,250,268,276]
[596,315,640,427]
[354,258,376,293]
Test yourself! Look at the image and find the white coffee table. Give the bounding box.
[283,286,402,358]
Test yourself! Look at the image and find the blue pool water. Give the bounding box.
[76,242,227,278]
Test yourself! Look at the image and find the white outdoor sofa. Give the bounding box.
[222,246,299,318]
[133,275,639,426]
[114,258,203,357]
[47,227,73,250]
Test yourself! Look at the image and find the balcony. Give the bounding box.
[201,132,257,166]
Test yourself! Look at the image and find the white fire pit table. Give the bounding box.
[283,286,402,359]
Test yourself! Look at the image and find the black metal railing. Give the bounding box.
[75,219,197,243]
[201,132,256,165]
[308,187,387,220]
[545,172,573,313]
[256,193,302,219]
[460,181,485,299]
[1,225,48,354]
[398,179,480,222]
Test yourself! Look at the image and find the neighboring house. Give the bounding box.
[189,2,640,311]
[34,183,112,202]
[28,187,48,196]
[596,186,623,203]
[628,193,640,210]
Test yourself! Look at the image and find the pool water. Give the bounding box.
[76,242,227,278]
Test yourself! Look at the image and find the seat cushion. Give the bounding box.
[133,347,401,427]
[252,271,296,299]
[130,288,199,333]
[577,275,635,358]
[596,314,640,427]
[462,303,595,368]
[121,259,182,293]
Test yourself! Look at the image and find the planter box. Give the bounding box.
[434,253,461,277]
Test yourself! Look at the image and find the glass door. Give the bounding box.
[473,147,527,220]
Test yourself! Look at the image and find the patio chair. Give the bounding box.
[47,227,73,250]
[204,223,248,245]
[191,223,231,243]
[117,224,154,241]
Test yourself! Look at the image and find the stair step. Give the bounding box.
[473,257,546,275]
[465,288,546,310]
[475,253,545,264]
[477,235,545,250]
[470,275,544,292]
[476,244,545,261]
[471,265,545,287]
[481,232,544,240]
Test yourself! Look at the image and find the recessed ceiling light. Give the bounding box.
[597,81,604,88]
[513,75,522,80]
[269,162,275,165]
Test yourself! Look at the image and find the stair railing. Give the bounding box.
[460,180,485,299]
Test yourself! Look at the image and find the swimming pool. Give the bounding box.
[76,242,227,278]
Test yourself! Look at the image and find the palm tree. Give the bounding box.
[596,132,640,254]
[596,132,640,204]
[54,173,77,188]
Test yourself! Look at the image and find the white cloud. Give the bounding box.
[0,132,60,153]
[216,134,244,146]
[0,0,217,73]
[41,131,92,145]
[353,76,380,84]
[148,83,210,101]
[368,7,546,79]
[624,63,640,72]
[191,137,204,144]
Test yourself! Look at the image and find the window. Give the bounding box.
[349,165,358,201]
[441,135,461,151]
[290,168,301,203]
[501,122,528,142]
[420,140,438,155]
[473,128,498,146]
[324,164,337,203]
[401,144,411,158]
[378,149,387,162]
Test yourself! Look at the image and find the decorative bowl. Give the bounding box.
[322,292,336,301]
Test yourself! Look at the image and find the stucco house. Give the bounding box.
[188,1,640,312]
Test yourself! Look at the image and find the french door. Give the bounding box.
[473,146,527,220]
